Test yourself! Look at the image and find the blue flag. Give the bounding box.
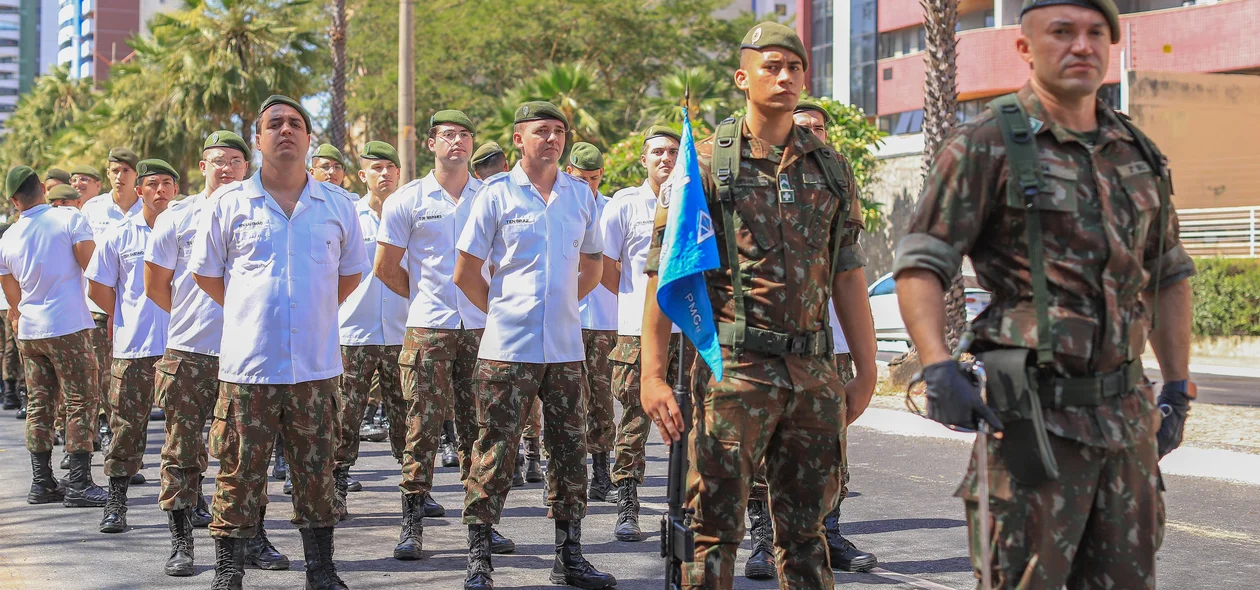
[656,112,723,381]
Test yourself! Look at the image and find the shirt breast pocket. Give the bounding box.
[561,222,584,260]
[310,224,340,265]
[500,222,533,263]
[231,224,271,269]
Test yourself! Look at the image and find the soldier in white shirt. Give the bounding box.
[310,143,350,191]
[81,148,142,452]
[144,132,290,576]
[69,164,103,204]
[454,101,614,590]
[599,126,682,542]
[563,143,619,504]
[375,109,515,560]
[189,95,367,590]
[86,159,175,534]
[333,140,409,520]
[0,166,108,509]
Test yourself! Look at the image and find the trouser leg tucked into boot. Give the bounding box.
[524,437,543,483]
[333,467,349,520]
[825,504,877,572]
[165,509,195,577]
[190,474,212,528]
[1,379,17,410]
[394,493,423,560]
[464,524,493,590]
[743,499,775,580]
[588,451,613,503]
[550,520,617,589]
[211,537,245,590]
[28,451,65,504]
[62,452,108,507]
[300,527,348,590]
[99,475,130,533]
[245,505,290,570]
[612,480,641,542]
[271,433,288,480]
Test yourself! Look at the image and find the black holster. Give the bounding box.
[974,348,1060,486]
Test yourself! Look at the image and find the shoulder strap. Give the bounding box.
[1113,112,1172,330]
[711,117,746,356]
[809,146,853,278]
[988,94,1054,368]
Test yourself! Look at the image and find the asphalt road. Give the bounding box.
[1,405,1258,589]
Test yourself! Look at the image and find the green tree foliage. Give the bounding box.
[0,66,97,172]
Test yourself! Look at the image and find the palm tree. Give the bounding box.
[329,0,348,150]
[512,62,609,148]
[0,66,96,171]
[641,66,734,126]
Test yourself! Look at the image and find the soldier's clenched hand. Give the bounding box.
[1156,380,1193,457]
[922,360,1003,431]
[641,377,684,443]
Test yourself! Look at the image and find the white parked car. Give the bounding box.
[866,269,991,343]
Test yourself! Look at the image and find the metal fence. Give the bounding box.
[1177,206,1260,258]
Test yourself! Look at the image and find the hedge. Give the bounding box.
[1189,257,1260,337]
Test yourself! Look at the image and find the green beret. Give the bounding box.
[794,98,832,124]
[1021,0,1120,43]
[360,141,400,168]
[259,94,313,133]
[46,168,71,184]
[741,22,809,70]
[568,142,603,171]
[47,184,80,202]
[514,101,569,128]
[135,159,180,184]
[471,141,505,165]
[70,165,101,180]
[312,143,346,167]
[643,125,682,144]
[108,147,139,171]
[5,166,37,199]
[203,130,251,160]
[429,109,475,133]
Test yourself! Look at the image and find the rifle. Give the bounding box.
[661,338,694,589]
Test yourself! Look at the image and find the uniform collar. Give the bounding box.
[421,170,479,201]
[1016,83,1133,148]
[242,172,320,201]
[739,118,820,168]
[509,162,572,195]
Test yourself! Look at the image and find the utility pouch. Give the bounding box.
[974,348,1060,486]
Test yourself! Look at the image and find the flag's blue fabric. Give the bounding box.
[656,112,723,381]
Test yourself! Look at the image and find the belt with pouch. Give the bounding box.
[1036,360,1144,408]
[716,323,832,357]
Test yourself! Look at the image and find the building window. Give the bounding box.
[0,104,16,113]
[878,26,926,59]
[0,39,17,47]
[850,0,877,115]
[0,56,13,64]
[1099,83,1121,110]
[0,88,19,96]
[878,109,924,135]
[810,0,834,96]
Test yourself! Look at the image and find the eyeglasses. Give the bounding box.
[206,158,247,170]
[437,130,474,142]
[315,162,345,172]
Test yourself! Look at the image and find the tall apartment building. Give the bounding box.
[0,0,20,131]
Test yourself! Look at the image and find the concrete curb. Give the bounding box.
[1142,359,1260,379]
[851,408,1260,486]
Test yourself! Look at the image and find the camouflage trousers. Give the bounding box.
[399,328,481,493]
[582,330,616,453]
[523,396,543,440]
[91,313,111,419]
[609,334,681,485]
[682,360,846,590]
[103,357,159,478]
[17,329,98,453]
[958,428,1165,589]
[463,360,588,524]
[337,344,406,468]
[209,378,340,538]
[751,353,853,504]
[2,316,23,382]
[156,350,221,512]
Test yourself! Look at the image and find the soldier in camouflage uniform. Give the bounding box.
[145,132,289,576]
[0,230,23,413]
[86,159,178,534]
[189,95,367,590]
[0,166,109,509]
[639,23,879,590]
[454,101,615,590]
[893,1,1195,587]
[600,125,682,542]
[564,142,619,503]
[375,110,516,561]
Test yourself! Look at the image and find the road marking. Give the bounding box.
[1167,521,1260,546]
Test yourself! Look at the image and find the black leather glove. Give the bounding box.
[922,359,1003,432]
[1156,380,1192,457]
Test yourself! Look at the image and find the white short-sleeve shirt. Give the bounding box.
[339,198,407,346]
[85,214,170,358]
[579,191,617,331]
[0,205,96,340]
[376,172,489,330]
[602,182,679,337]
[188,173,370,385]
[456,164,602,363]
[828,301,851,355]
[144,192,224,356]
[80,192,142,314]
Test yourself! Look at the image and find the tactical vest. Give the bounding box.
[708,116,853,357]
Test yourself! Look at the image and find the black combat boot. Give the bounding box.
[524,437,543,483]
[421,491,445,517]
[130,471,147,485]
[588,452,613,502]
[612,480,641,542]
[464,524,494,590]
[394,493,423,560]
[272,433,288,480]
[359,403,387,442]
[489,527,515,555]
[150,406,166,421]
[97,415,112,450]
[333,467,349,520]
[246,505,291,570]
[28,451,65,504]
[211,537,246,590]
[60,452,70,470]
[283,472,293,495]
[191,475,213,527]
[512,451,525,487]
[346,472,362,492]
[441,420,459,467]
[165,509,195,577]
[62,451,108,507]
[299,527,348,590]
[825,505,876,572]
[14,386,26,419]
[551,520,617,589]
[99,475,130,533]
[1,378,17,410]
[743,499,775,580]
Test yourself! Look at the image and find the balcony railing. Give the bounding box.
[1178,206,1260,258]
